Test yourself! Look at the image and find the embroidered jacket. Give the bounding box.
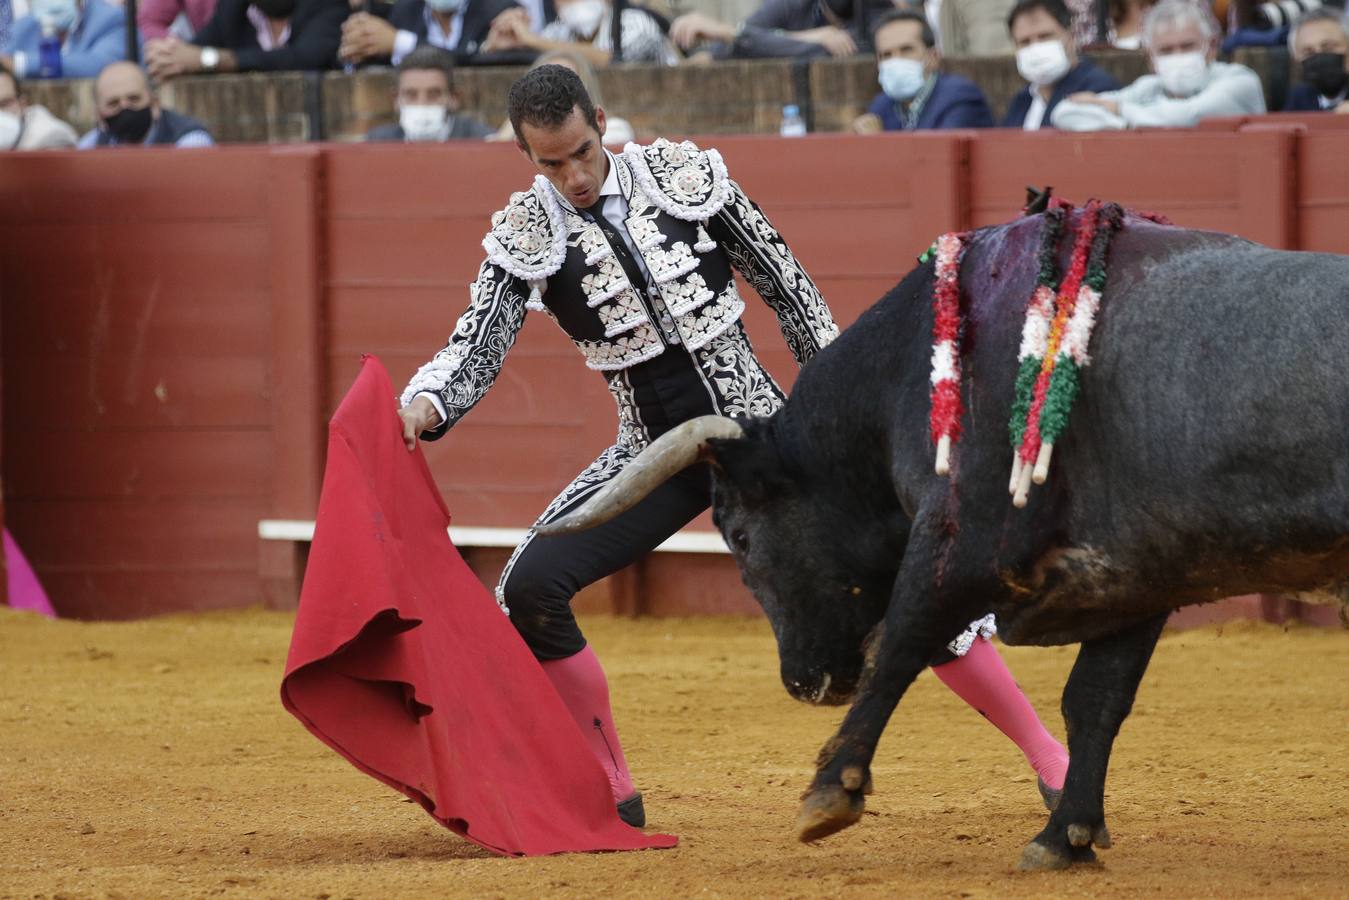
[401,138,839,444]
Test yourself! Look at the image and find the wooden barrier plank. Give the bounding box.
[37,570,260,620]
[5,431,271,501]
[1295,131,1349,255]
[3,355,269,429]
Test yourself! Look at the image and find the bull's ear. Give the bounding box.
[705,435,792,503]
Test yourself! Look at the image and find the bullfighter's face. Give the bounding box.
[517,105,610,210]
[708,431,897,707]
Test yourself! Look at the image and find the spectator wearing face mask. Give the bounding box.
[1,0,127,79]
[1287,7,1349,112]
[1004,0,1120,129]
[852,9,992,132]
[77,61,214,148]
[143,0,347,79]
[484,0,677,65]
[670,0,898,61]
[1051,0,1265,130]
[340,0,520,67]
[0,59,77,149]
[367,45,493,141]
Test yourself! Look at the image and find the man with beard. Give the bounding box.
[396,64,1069,828]
[78,62,214,147]
[144,0,346,78]
[1286,7,1349,113]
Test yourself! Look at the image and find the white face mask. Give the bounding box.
[1153,50,1209,97]
[400,104,449,141]
[878,57,926,101]
[0,110,21,150]
[424,0,464,14]
[559,0,605,37]
[33,0,79,31]
[1016,39,1071,87]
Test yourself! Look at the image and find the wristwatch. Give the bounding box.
[199,47,220,70]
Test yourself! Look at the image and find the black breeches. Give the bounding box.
[499,461,712,660]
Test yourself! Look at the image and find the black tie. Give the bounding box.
[581,202,650,295]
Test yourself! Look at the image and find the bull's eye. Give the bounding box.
[730,529,749,552]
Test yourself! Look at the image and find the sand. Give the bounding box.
[1,609,1345,899]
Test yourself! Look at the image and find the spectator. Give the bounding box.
[1286,7,1349,111]
[1,0,126,79]
[485,0,677,65]
[672,0,896,61]
[489,47,634,143]
[0,58,78,148]
[1051,0,1266,129]
[1004,0,1120,129]
[852,9,993,131]
[340,0,519,67]
[367,45,493,140]
[138,0,219,40]
[144,0,347,79]
[938,0,1015,55]
[78,61,214,147]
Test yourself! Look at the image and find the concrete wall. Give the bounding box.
[3,122,1347,620]
[20,47,1293,144]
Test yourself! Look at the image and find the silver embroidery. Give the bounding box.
[695,323,785,418]
[948,614,998,657]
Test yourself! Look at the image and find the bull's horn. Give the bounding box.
[536,415,745,536]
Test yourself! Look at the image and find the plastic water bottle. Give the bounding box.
[37,25,62,78]
[779,104,806,138]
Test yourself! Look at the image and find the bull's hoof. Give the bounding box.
[1067,822,1111,849]
[795,784,865,843]
[1018,840,1075,871]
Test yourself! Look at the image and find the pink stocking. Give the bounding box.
[540,645,636,802]
[932,636,1068,789]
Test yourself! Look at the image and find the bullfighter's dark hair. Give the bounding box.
[507,65,599,153]
[871,9,936,48]
[397,45,458,91]
[1006,0,1073,32]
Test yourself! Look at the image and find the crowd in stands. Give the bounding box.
[0,0,1346,150]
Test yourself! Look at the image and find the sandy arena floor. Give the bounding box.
[1,608,1345,899]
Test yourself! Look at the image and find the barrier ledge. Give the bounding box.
[258,519,730,554]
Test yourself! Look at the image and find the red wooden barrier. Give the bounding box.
[1,128,1346,619]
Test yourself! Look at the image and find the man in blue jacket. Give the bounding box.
[852,9,992,132]
[1002,0,1120,129]
[1286,7,1349,113]
[1,0,127,79]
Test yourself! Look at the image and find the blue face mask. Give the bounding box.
[33,0,79,31]
[878,57,926,101]
[424,0,465,12]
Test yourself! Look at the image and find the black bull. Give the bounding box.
[539,212,1349,869]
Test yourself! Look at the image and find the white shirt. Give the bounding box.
[1051,61,1266,131]
[1023,91,1048,131]
[392,6,465,66]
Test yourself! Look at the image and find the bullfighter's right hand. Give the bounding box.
[398,396,441,452]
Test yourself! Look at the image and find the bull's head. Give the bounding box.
[537,416,898,707]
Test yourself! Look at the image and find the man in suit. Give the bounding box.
[144,0,347,78]
[1286,7,1349,113]
[338,0,518,66]
[1003,0,1120,129]
[852,8,993,132]
[1,0,126,79]
[366,45,493,140]
[78,61,215,147]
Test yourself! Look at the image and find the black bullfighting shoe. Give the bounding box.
[1037,777,1062,811]
[617,791,645,827]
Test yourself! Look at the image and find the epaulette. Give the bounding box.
[481,176,570,308]
[622,138,733,222]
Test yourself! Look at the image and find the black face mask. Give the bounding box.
[1301,52,1348,98]
[253,0,297,17]
[104,105,154,144]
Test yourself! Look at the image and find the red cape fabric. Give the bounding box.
[280,356,677,856]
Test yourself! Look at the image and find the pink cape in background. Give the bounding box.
[5,529,55,617]
[280,356,677,856]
